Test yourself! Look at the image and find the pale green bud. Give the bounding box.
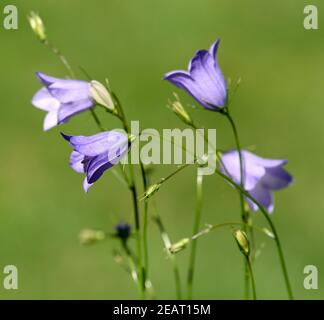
[233,230,250,257]
[169,238,190,254]
[142,183,161,200]
[90,80,116,114]
[168,96,193,126]
[28,12,47,42]
[79,229,106,245]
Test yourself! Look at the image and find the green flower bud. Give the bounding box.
[169,238,190,254]
[233,229,250,257]
[142,183,161,200]
[90,80,116,114]
[28,12,47,42]
[167,95,193,126]
[79,229,106,245]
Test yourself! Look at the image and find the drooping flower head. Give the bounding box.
[61,130,130,192]
[32,72,95,131]
[164,38,227,111]
[221,150,293,213]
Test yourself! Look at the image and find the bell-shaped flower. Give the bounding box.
[221,150,293,213]
[61,130,130,192]
[32,72,95,131]
[164,38,227,111]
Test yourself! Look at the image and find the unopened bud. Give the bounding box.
[142,183,161,200]
[169,238,190,254]
[168,96,193,126]
[233,229,250,257]
[79,229,106,245]
[90,80,116,114]
[28,12,46,42]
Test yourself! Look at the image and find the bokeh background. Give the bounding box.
[0,0,323,299]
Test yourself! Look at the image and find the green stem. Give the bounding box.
[112,93,147,297]
[153,214,182,299]
[246,256,257,300]
[223,109,251,299]
[215,169,294,300]
[44,40,75,78]
[187,173,204,299]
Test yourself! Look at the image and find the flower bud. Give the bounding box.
[28,12,47,42]
[233,230,250,257]
[114,221,132,241]
[142,183,161,200]
[169,238,190,254]
[79,229,106,245]
[168,96,193,126]
[90,80,116,114]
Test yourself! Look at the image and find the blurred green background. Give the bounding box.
[0,0,323,299]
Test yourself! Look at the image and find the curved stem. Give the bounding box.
[215,169,294,299]
[187,173,203,299]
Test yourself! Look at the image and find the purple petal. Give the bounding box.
[243,151,287,168]
[247,183,274,213]
[32,87,60,112]
[189,49,226,107]
[43,111,58,131]
[262,167,293,190]
[36,72,92,104]
[61,130,128,157]
[70,151,85,173]
[221,150,266,191]
[83,177,93,193]
[164,71,216,110]
[85,153,114,184]
[57,99,94,124]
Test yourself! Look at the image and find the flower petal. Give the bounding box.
[57,99,94,124]
[61,130,128,157]
[83,177,93,193]
[262,166,293,190]
[247,183,274,213]
[189,48,226,108]
[32,87,60,112]
[221,150,266,191]
[36,72,92,104]
[164,70,217,110]
[43,111,58,131]
[70,151,85,173]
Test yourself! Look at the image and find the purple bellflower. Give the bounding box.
[164,38,227,111]
[32,72,95,131]
[221,150,293,213]
[61,130,130,192]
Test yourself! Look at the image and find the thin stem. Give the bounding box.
[246,256,257,300]
[215,169,294,299]
[44,40,75,78]
[187,173,203,299]
[112,93,147,297]
[153,214,182,299]
[223,109,251,299]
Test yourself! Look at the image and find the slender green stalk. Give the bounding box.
[215,169,294,299]
[187,173,204,299]
[153,214,182,299]
[222,108,251,299]
[44,40,75,78]
[112,93,148,297]
[246,256,257,300]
